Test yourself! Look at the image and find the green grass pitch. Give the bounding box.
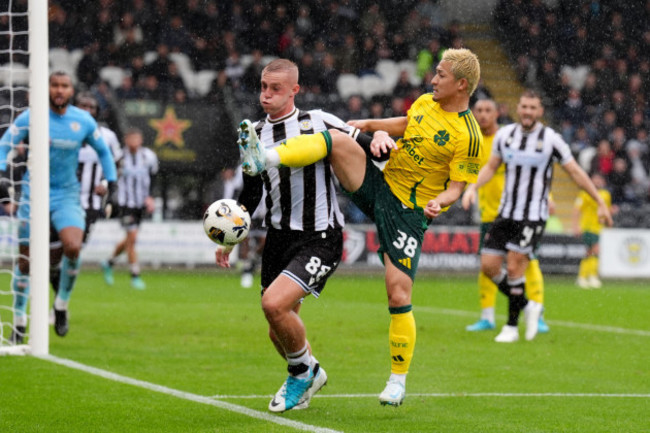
[1,269,649,432]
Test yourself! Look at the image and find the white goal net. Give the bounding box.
[0,0,49,356]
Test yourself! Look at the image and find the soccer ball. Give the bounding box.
[203,199,251,246]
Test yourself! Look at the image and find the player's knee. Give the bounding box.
[386,284,411,308]
[62,241,82,259]
[18,259,30,275]
[261,293,285,321]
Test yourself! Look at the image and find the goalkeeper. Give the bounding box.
[0,72,118,343]
[462,98,549,333]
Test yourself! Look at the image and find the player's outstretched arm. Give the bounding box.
[347,117,408,137]
[562,160,613,227]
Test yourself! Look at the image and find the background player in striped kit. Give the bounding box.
[49,92,123,299]
[101,127,158,290]
[463,98,549,334]
[215,59,358,412]
[463,90,613,343]
[238,48,483,407]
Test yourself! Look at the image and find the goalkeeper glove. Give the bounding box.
[104,180,118,219]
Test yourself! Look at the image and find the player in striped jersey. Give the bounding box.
[463,98,549,333]
[573,172,613,289]
[215,59,358,412]
[101,127,159,290]
[238,49,483,406]
[463,90,613,343]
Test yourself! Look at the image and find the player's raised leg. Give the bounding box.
[237,124,367,194]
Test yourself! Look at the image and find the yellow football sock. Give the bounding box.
[275,131,331,167]
[525,259,544,304]
[588,255,599,277]
[578,258,589,279]
[388,306,416,375]
[478,271,497,310]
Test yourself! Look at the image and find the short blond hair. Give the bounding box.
[441,48,481,96]
[262,59,299,84]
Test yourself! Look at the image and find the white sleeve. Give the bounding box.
[145,147,160,175]
[551,129,574,165]
[314,110,360,139]
[101,127,123,163]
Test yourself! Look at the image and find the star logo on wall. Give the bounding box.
[149,107,192,148]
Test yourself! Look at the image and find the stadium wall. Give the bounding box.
[0,221,624,275]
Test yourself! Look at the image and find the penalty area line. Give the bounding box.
[42,355,342,433]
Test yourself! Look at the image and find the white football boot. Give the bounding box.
[379,379,405,406]
[494,325,519,343]
[524,300,543,341]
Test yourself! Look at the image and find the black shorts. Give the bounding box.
[261,227,343,298]
[120,207,145,230]
[83,209,102,243]
[483,217,545,256]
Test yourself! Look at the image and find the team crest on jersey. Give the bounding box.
[434,130,450,146]
[536,139,544,151]
[299,119,313,131]
[93,129,101,140]
[70,121,81,132]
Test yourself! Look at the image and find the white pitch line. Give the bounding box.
[42,355,342,433]
[415,306,650,337]
[211,392,650,399]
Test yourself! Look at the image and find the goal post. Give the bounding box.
[0,0,48,356]
[28,0,50,356]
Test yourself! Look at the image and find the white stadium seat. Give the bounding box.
[99,66,126,88]
[398,60,422,86]
[0,63,29,85]
[169,52,194,76]
[143,51,158,65]
[194,70,218,97]
[375,59,400,91]
[336,73,360,100]
[359,74,387,99]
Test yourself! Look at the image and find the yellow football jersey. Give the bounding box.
[383,94,484,210]
[476,131,505,223]
[575,188,611,233]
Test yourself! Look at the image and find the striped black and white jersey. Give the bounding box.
[251,107,359,231]
[117,146,159,208]
[493,121,573,222]
[78,125,123,211]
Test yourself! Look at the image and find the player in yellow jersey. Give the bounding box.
[464,99,549,333]
[238,48,482,406]
[573,172,613,289]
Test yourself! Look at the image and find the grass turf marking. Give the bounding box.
[42,354,343,433]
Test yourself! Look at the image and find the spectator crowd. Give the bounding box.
[1,0,649,223]
[495,0,650,212]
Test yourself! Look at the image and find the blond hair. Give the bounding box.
[441,48,481,96]
[262,59,299,84]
